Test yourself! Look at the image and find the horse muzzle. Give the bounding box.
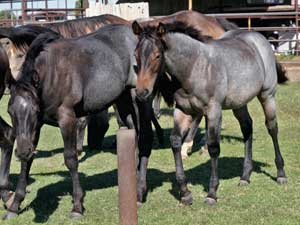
[15,136,35,162]
[135,89,150,102]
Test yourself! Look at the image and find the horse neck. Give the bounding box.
[164,33,208,85]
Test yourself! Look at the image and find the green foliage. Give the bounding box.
[0,82,299,224]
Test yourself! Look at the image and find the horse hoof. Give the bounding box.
[70,212,83,220]
[5,192,15,209]
[2,211,17,220]
[181,192,193,205]
[200,146,209,155]
[277,177,287,185]
[137,201,143,208]
[238,180,250,186]
[204,197,217,206]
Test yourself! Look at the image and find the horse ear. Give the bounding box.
[132,21,143,36]
[157,23,166,37]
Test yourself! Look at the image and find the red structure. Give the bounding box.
[0,0,88,26]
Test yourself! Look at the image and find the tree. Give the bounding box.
[0,10,16,20]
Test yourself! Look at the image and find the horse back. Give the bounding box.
[204,33,266,109]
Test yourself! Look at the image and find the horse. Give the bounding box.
[4,24,142,219]
[132,21,288,205]
[0,15,129,208]
[0,11,238,207]
[0,45,15,205]
[141,11,239,159]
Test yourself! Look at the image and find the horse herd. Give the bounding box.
[0,10,288,220]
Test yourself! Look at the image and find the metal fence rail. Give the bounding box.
[206,2,300,55]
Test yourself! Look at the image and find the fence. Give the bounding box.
[86,2,149,21]
[207,10,300,55]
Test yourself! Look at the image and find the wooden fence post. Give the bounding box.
[117,128,138,225]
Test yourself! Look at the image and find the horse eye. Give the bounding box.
[156,55,160,59]
[6,42,9,45]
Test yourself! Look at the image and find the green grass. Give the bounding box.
[1,82,300,225]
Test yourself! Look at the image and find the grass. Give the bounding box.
[0,82,300,225]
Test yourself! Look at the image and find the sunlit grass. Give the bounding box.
[0,82,299,225]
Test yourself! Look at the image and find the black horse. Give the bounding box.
[133,21,288,205]
[4,24,145,219]
[0,45,15,205]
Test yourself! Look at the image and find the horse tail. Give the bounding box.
[216,17,239,31]
[19,31,61,85]
[276,60,289,84]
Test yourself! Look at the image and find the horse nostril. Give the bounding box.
[136,89,149,99]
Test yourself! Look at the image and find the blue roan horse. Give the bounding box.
[132,21,288,205]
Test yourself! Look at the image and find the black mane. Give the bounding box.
[14,31,61,96]
[0,25,57,53]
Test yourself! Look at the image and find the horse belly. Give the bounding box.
[223,78,263,109]
[83,77,124,113]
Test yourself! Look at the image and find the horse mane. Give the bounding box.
[215,17,239,31]
[142,21,212,42]
[0,25,57,53]
[13,31,61,97]
[43,14,129,38]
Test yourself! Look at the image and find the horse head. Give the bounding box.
[8,83,40,162]
[132,21,166,101]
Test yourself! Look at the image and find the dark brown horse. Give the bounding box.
[0,14,130,210]
[5,24,140,219]
[141,10,229,38]
[0,45,15,206]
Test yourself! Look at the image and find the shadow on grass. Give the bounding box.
[18,156,275,223]
[34,127,244,165]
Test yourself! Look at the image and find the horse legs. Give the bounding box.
[152,92,162,119]
[181,116,201,159]
[58,107,84,218]
[232,106,253,185]
[0,117,15,205]
[151,110,164,146]
[3,157,34,220]
[76,117,87,154]
[258,94,287,184]
[87,111,109,150]
[135,98,153,205]
[170,108,197,205]
[204,103,222,205]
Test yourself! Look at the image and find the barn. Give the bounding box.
[116,0,293,16]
